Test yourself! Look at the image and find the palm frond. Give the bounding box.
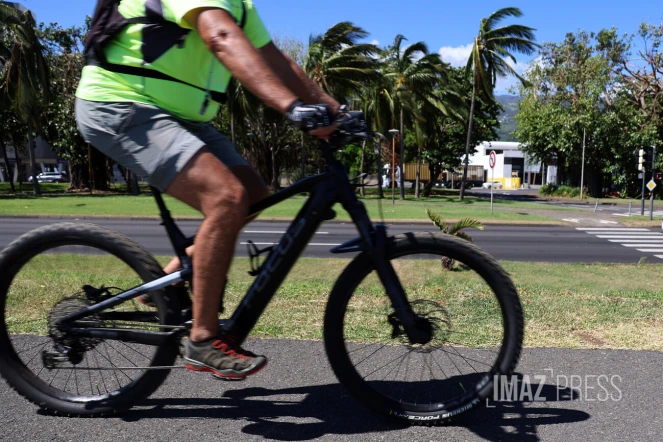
[483,7,524,31]
[451,218,484,232]
[426,209,449,233]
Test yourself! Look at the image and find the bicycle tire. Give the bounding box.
[0,223,180,416]
[324,232,523,425]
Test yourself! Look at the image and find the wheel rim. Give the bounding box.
[1,242,167,403]
[339,246,509,413]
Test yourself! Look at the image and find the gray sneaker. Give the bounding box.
[184,337,267,379]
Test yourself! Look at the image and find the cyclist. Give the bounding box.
[75,0,340,379]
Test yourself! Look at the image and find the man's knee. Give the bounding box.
[203,184,249,226]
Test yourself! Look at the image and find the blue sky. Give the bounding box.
[18,0,663,93]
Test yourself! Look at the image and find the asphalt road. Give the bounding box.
[1,217,663,263]
[1,338,661,442]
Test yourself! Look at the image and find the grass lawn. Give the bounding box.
[0,184,564,224]
[6,255,663,350]
[615,215,663,227]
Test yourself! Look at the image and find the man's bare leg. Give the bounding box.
[165,149,249,342]
[162,166,269,276]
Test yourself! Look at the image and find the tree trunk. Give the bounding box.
[423,163,442,196]
[230,100,236,146]
[15,148,23,191]
[27,120,40,196]
[460,79,478,201]
[300,132,305,180]
[0,141,15,192]
[399,107,405,200]
[415,146,421,199]
[376,140,384,199]
[131,171,140,195]
[359,140,366,197]
[90,144,110,191]
[270,122,279,191]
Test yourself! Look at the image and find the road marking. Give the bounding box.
[240,242,341,247]
[576,228,651,231]
[609,239,663,243]
[656,255,663,260]
[621,244,663,247]
[599,220,618,224]
[244,230,329,235]
[636,249,663,252]
[596,235,663,238]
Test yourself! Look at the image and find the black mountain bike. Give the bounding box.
[0,112,523,424]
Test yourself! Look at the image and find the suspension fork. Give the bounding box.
[370,226,431,345]
[334,164,430,345]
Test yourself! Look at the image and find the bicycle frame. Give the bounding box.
[60,138,429,347]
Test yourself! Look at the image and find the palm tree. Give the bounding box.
[304,22,379,103]
[459,7,539,200]
[380,35,451,199]
[1,2,49,195]
[426,209,484,269]
[305,22,379,186]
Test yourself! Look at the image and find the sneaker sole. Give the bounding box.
[184,357,267,379]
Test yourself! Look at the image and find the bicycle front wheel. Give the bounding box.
[324,232,523,424]
[0,223,180,416]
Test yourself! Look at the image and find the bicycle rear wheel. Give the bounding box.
[324,232,523,424]
[0,223,180,416]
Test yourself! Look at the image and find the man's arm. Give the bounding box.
[259,42,341,114]
[187,8,297,114]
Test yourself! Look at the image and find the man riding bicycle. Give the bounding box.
[75,0,340,379]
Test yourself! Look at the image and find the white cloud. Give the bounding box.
[370,39,379,46]
[438,44,473,67]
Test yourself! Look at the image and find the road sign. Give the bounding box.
[489,151,496,169]
[647,180,657,191]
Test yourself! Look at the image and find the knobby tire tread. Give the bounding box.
[0,223,180,417]
[323,232,523,425]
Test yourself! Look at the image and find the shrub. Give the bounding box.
[539,183,558,196]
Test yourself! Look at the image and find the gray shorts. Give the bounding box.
[75,98,248,192]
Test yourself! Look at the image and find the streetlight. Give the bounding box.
[388,129,400,205]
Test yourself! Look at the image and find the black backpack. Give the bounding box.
[84,0,247,104]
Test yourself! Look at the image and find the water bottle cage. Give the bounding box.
[247,240,275,277]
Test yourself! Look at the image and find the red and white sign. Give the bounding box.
[489,151,496,169]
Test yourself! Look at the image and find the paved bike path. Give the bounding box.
[1,339,661,442]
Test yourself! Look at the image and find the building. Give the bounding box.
[0,140,69,182]
[468,141,558,189]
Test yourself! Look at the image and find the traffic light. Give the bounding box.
[656,172,662,181]
[638,147,655,171]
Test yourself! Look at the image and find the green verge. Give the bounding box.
[0,190,562,224]
[6,255,662,350]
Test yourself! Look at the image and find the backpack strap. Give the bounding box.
[86,52,227,104]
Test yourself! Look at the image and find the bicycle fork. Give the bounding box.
[370,225,432,345]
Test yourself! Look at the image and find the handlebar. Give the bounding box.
[334,109,372,142]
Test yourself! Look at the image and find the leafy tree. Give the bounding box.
[515,30,635,197]
[304,22,378,103]
[1,2,49,195]
[38,22,112,191]
[421,67,500,195]
[380,35,450,199]
[460,7,538,200]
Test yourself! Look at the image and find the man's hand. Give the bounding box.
[285,100,338,138]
